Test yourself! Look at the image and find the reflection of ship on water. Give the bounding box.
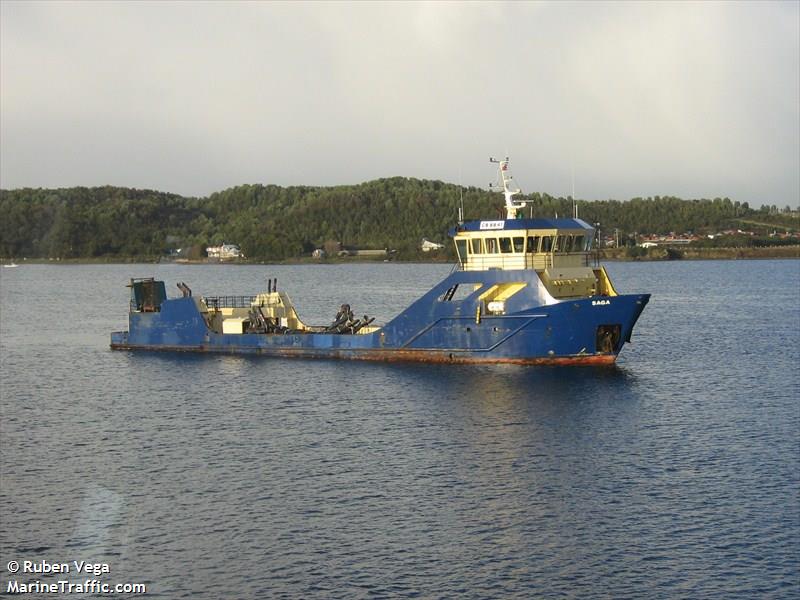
[111,158,649,364]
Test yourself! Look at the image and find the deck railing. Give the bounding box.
[203,295,257,309]
[458,252,592,271]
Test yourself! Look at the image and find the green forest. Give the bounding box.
[0,178,797,260]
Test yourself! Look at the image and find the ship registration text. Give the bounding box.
[479,221,505,230]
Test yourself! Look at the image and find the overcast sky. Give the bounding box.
[1,1,798,206]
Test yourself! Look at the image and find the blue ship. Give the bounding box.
[111,159,649,365]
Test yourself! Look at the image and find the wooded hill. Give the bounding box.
[1,178,797,260]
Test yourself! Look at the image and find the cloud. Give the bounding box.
[1,1,797,206]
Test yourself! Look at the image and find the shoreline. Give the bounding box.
[3,245,798,265]
[601,245,800,261]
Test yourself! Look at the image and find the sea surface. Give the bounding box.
[1,260,798,599]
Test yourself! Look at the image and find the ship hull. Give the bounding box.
[108,341,619,365]
[111,269,649,365]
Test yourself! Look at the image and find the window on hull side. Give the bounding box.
[439,283,483,302]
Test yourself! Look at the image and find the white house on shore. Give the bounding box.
[206,243,242,260]
[421,238,445,252]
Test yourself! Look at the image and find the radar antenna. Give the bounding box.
[489,156,527,219]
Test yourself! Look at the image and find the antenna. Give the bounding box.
[571,166,577,218]
[457,166,465,224]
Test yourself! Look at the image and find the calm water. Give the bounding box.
[1,260,798,598]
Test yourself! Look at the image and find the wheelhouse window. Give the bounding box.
[486,238,498,254]
[542,236,553,252]
[471,238,482,254]
[499,237,513,253]
[455,239,467,261]
[513,237,524,253]
[526,236,540,253]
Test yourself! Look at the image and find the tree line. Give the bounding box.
[0,179,797,260]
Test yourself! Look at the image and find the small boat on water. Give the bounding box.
[111,159,650,364]
[3,262,19,268]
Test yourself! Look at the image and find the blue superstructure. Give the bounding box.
[111,158,650,364]
[450,217,594,233]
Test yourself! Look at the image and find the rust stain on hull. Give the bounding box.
[110,343,617,366]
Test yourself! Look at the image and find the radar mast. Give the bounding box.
[489,157,527,219]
